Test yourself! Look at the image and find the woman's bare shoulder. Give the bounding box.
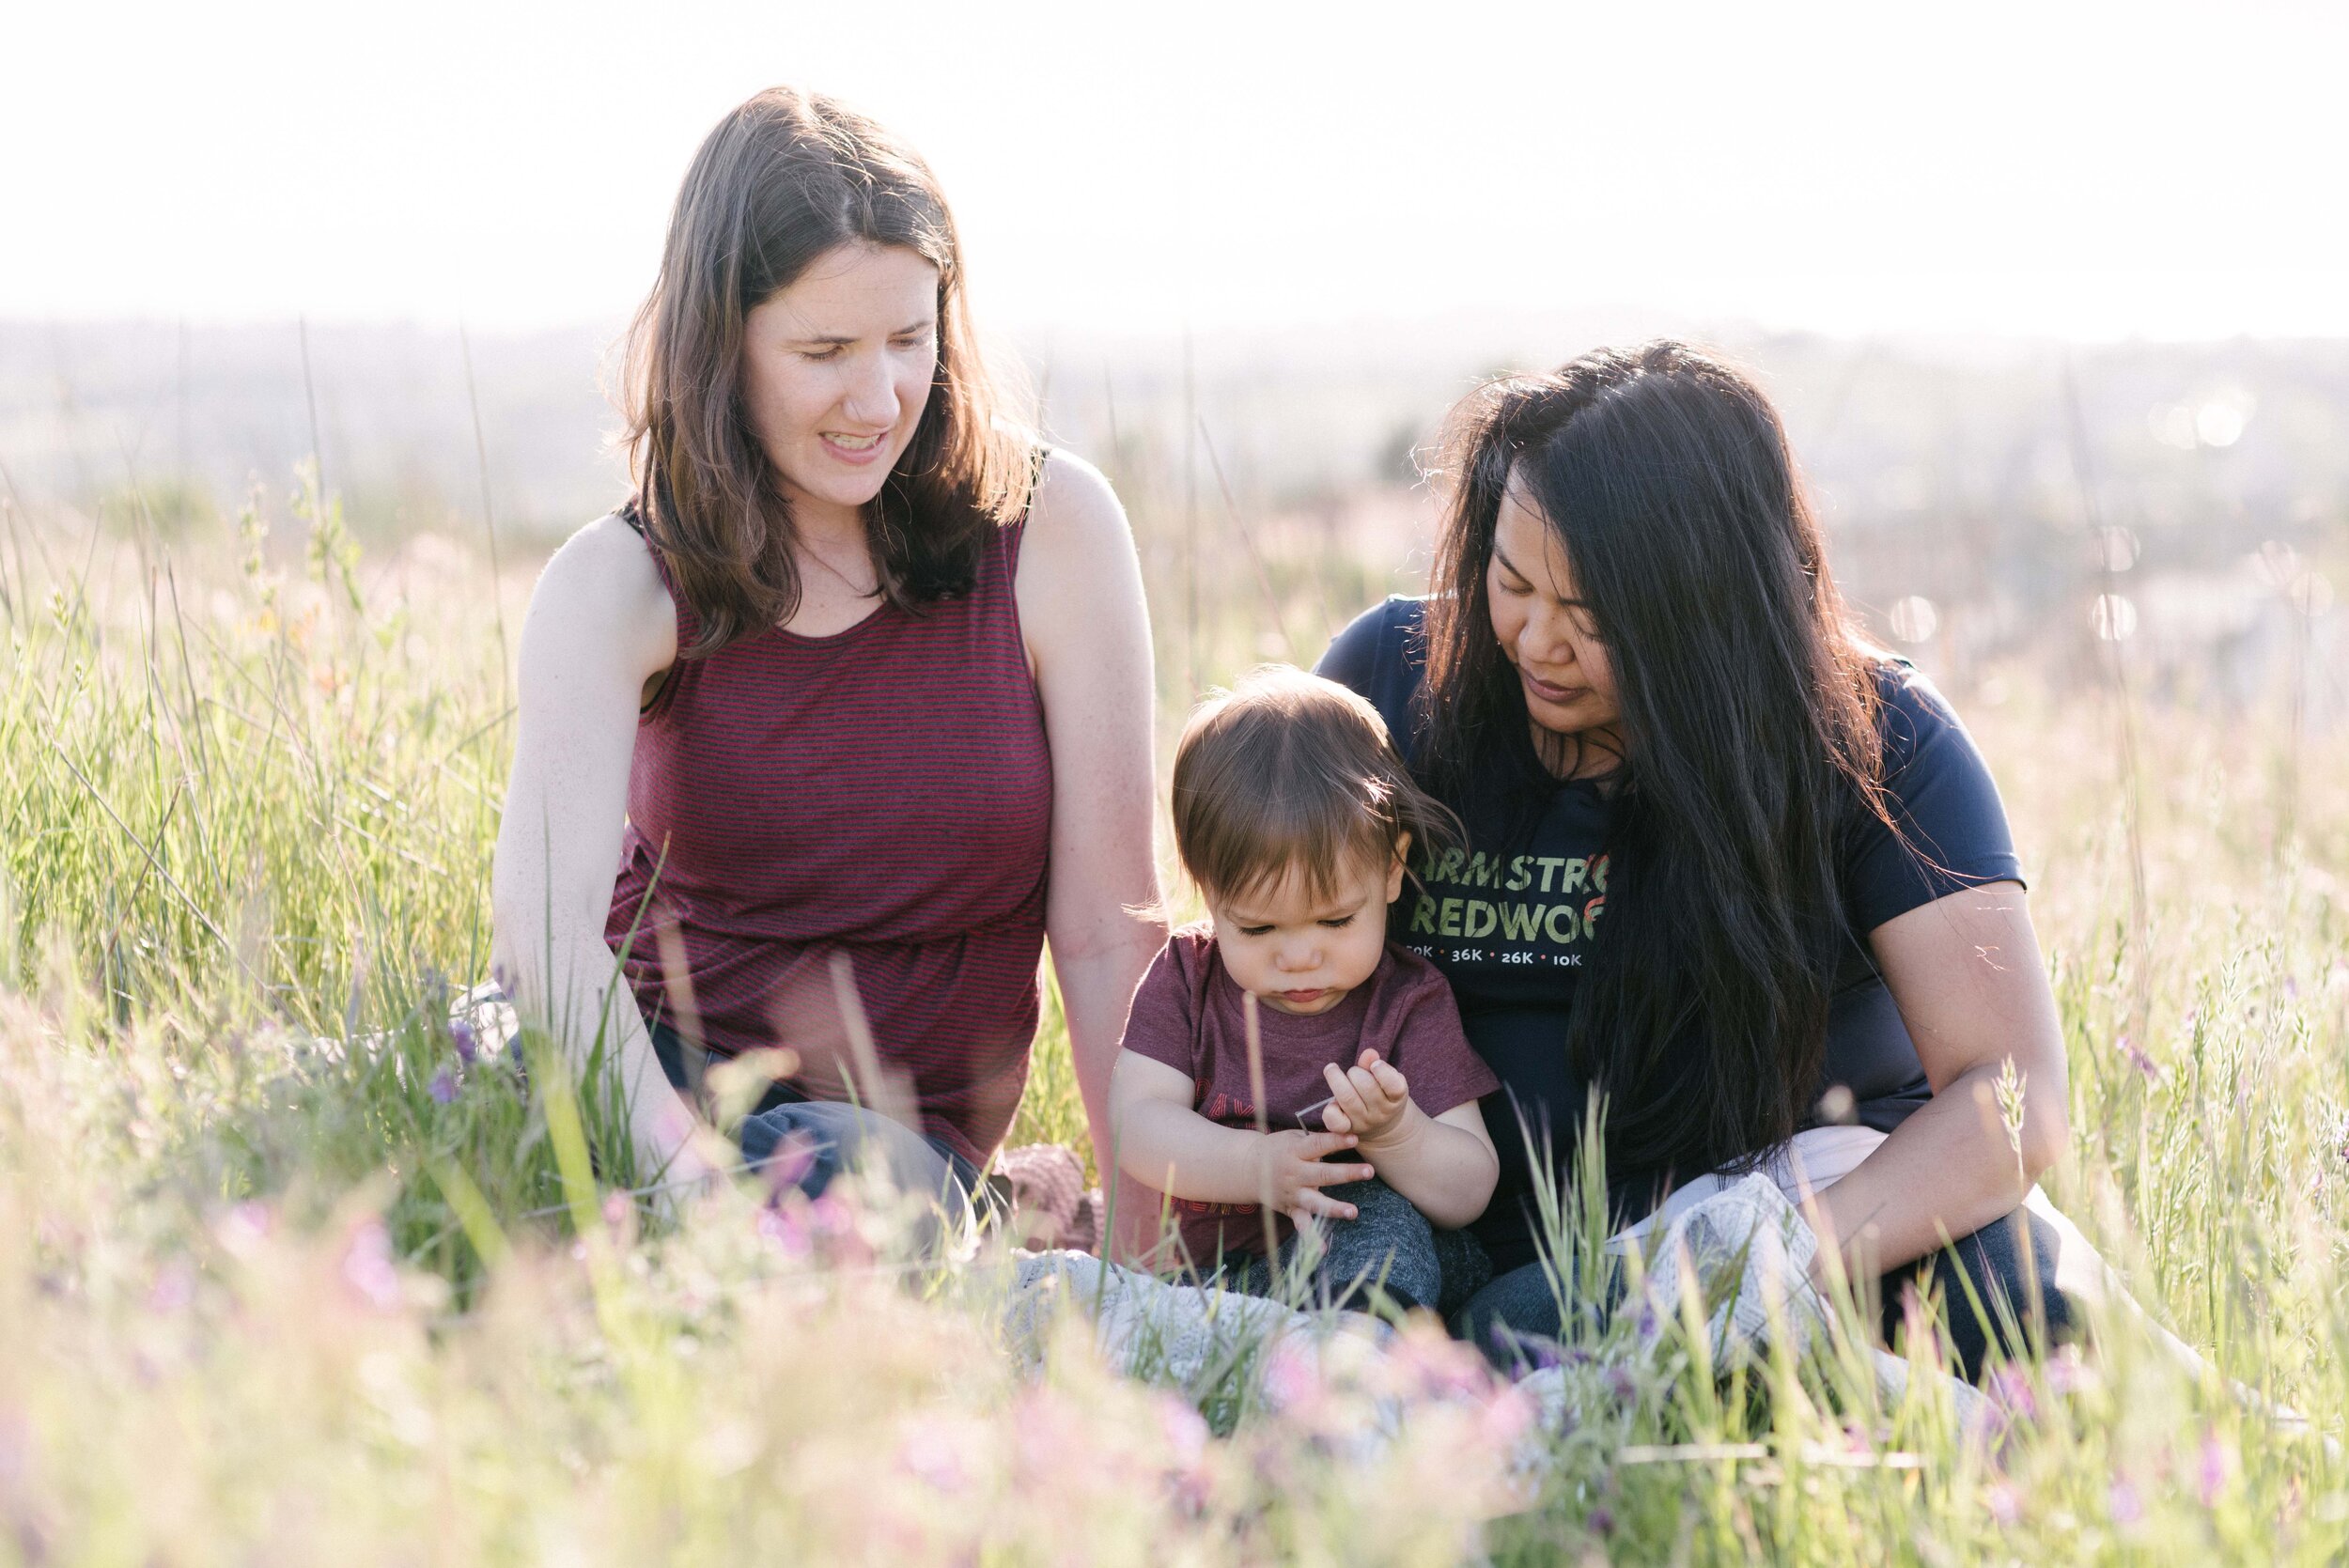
[1021,446,1130,558]
[522,510,677,676]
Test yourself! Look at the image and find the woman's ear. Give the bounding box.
[1384,833,1412,903]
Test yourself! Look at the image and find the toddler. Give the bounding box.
[1109,666,1500,1316]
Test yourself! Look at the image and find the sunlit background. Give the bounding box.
[5,0,2344,719]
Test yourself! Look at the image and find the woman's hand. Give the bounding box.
[1318,1050,1416,1148]
[1254,1130,1377,1222]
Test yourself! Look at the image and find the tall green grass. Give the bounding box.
[3,489,2347,1562]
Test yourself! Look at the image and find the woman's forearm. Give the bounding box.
[1810,1060,2065,1280]
[1049,930,1165,1160]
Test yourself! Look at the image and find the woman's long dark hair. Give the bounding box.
[623,86,1024,657]
[1422,341,1888,1181]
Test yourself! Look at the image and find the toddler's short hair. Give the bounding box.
[1171,665,1456,907]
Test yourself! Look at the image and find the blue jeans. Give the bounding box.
[647,1019,985,1229]
[1454,1204,2077,1380]
[1215,1178,1492,1317]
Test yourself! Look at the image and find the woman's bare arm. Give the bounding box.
[1804,880,2071,1281]
[490,513,715,1186]
[1015,451,1168,1186]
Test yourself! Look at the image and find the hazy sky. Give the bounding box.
[7,0,2344,341]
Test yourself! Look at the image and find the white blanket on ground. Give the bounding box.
[1004,1172,1986,1460]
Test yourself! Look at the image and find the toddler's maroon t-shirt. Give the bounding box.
[1119,925,1500,1270]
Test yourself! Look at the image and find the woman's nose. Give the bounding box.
[1520,609,1575,667]
[839,354,899,427]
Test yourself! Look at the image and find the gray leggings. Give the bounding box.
[1217,1178,1492,1318]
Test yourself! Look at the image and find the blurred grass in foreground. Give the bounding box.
[1,493,2346,1562]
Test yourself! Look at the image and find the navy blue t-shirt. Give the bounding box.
[1317,597,2026,1273]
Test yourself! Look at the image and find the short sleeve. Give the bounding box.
[1843,665,2027,933]
[1380,959,1501,1117]
[1118,934,1206,1080]
[1315,597,1427,764]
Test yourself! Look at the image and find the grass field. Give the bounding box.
[2,477,2346,1564]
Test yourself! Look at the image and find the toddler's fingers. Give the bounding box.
[1346,1064,1392,1109]
[1295,1130,1361,1161]
[1324,1062,1374,1123]
[1292,1190,1361,1222]
[1320,1103,1354,1134]
[1367,1056,1409,1096]
[1299,1160,1377,1188]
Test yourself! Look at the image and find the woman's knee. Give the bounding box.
[1884,1204,2077,1377]
[1452,1260,1571,1367]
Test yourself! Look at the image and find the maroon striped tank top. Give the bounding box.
[604,501,1052,1168]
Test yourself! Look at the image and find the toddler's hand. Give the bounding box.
[1319,1050,1415,1148]
[1254,1129,1376,1223]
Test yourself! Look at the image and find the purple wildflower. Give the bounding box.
[756,1204,811,1259]
[341,1219,402,1311]
[1984,1482,2022,1526]
[2045,1346,2096,1395]
[1587,1506,1615,1537]
[428,1067,459,1105]
[1635,1303,1661,1341]
[2198,1428,2230,1506]
[1987,1364,2036,1421]
[1607,1366,1639,1405]
[2108,1475,2144,1527]
[2118,1034,2159,1082]
[448,1017,478,1064]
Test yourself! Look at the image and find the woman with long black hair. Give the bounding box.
[1319,341,2079,1373]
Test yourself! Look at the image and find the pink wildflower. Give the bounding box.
[215,1200,274,1258]
[2120,1035,2159,1083]
[341,1219,402,1311]
[148,1259,196,1313]
[2108,1474,2144,1527]
[897,1420,972,1494]
[1984,1482,2023,1527]
[1389,1327,1491,1403]
[1260,1343,1322,1413]
[1478,1384,1535,1450]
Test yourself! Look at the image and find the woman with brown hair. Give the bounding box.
[491,87,1162,1218]
[1321,342,2088,1374]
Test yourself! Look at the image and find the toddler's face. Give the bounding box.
[1206,844,1408,1017]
